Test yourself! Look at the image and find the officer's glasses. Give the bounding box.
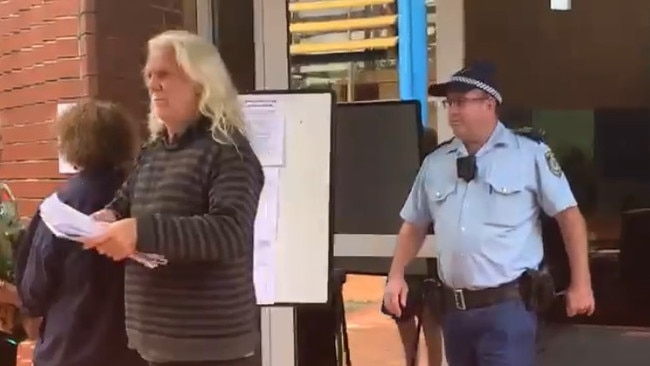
[442,97,489,109]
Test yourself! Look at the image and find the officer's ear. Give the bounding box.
[485,95,497,112]
[478,91,494,110]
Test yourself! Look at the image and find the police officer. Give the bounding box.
[383,62,595,366]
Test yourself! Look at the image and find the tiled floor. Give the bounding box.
[343,275,437,366]
[346,302,435,366]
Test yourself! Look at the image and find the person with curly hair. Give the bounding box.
[18,100,147,366]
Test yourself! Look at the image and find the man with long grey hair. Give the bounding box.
[83,30,264,366]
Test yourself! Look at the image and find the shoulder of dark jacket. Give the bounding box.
[56,172,122,215]
[511,127,545,144]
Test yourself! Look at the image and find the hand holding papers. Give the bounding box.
[39,194,167,268]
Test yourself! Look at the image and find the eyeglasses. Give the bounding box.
[442,97,489,109]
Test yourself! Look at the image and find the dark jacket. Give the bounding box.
[19,169,145,366]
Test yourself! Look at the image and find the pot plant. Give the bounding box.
[0,183,25,337]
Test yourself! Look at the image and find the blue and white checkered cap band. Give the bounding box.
[450,75,503,104]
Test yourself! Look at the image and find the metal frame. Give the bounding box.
[196,0,214,43]
[198,1,295,365]
[434,0,464,142]
[396,0,428,124]
[252,1,295,366]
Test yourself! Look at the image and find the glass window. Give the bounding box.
[288,0,398,102]
[212,0,255,91]
[467,1,650,327]
[426,0,437,126]
[426,0,436,68]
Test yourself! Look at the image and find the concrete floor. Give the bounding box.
[538,324,650,365]
[344,275,650,366]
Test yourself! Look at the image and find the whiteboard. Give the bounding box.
[240,90,334,305]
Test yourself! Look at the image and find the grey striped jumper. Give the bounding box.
[108,119,264,363]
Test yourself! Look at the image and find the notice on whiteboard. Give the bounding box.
[56,103,78,174]
[240,97,285,167]
[253,167,280,305]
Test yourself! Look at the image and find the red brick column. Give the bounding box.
[0,0,192,218]
[0,1,192,364]
[0,0,96,217]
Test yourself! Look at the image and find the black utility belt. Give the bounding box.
[441,279,521,311]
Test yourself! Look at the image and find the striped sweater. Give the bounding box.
[108,118,264,362]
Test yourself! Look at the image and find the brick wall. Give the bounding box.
[0,0,192,363]
[0,0,192,219]
[0,0,93,217]
[94,0,196,119]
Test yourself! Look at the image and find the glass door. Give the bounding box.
[466,0,650,364]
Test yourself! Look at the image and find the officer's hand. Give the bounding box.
[565,284,595,317]
[383,276,408,317]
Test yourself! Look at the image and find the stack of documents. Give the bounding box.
[39,194,168,269]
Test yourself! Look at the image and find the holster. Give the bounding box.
[422,259,445,319]
[519,265,556,314]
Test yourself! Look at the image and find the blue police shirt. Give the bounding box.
[400,122,576,289]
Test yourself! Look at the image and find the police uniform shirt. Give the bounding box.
[400,122,577,289]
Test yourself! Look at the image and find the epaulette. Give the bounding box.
[429,138,454,154]
[421,137,453,160]
[511,127,545,144]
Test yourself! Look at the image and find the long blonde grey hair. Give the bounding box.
[146,30,246,144]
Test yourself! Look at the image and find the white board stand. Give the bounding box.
[241,90,334,307]
[241,90,334,366]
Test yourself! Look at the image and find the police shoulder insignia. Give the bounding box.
[512,127,545,144]
[428,138,454,154]
[436,137,454,148]
[544,150,562,177]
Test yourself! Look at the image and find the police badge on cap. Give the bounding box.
[428,61,503,104]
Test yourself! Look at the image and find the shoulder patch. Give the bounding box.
[544,150,563,177]
[511,127,545,144]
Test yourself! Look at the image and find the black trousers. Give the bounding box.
[149,355,260,366]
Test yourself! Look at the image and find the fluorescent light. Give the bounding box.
[551,0,571,11]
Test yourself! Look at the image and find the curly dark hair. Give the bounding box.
[55,100,143,172]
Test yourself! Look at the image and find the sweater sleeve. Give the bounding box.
[135,144,264,262]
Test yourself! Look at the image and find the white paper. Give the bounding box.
[241,98,285,167]
[254,167,280,241]
[253,240,275,305]
[253,167,281,305]
[39,193,168,269]
[56,103,79,174]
